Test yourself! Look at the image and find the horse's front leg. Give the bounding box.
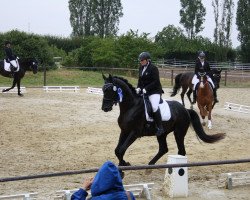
[207,105,213,129]
[2,77,17,93]
[149,134,168,165]
[115,130,137,166]
[198,104,206,126]
[180,87,187,107]
[16,78,23,96]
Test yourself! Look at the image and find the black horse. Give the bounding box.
[101,74,225,166]
[170,69,222,108]
[0,58,38,96]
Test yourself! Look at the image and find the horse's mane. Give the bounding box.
[113,76,136,94]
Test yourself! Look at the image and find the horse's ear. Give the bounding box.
[102,73,107,80]
[108,74,113,82]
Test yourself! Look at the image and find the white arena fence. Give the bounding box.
[43,86,80,92]
[224,102,250,114]
[86,87,103,95]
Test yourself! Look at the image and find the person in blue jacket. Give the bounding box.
[71,161,136,200]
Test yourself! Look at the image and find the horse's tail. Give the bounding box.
[188,109,226,143]
[170,73,182,97]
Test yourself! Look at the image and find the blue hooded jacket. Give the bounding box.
[71,161,136,200]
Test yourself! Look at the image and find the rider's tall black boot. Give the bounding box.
[153,109,164,136]
[192,84,199,104]
[10,65,15,73]
[213,88,219,103]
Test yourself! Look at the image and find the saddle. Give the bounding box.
[143,95,171,122]
[4,59,20,72]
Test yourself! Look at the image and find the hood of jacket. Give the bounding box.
[91,161,127,199]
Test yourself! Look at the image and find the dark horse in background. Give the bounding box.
[170,69,222,108]
[101,74,225,167]
[0,58,38,96]
[196,72,215,129]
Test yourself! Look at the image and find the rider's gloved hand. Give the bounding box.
[142,88,147,94]
[135,88,141,94]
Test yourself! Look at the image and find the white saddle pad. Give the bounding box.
[4,59,20,72]
[145,100,171,122]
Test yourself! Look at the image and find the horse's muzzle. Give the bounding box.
[102,105,113,112]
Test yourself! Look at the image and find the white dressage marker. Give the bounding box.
[55,182,154,200]
[224,102,250,114]
[0,192,38,200]
[86,87,103,95]
[218,171,250,189]
[0,86,26,93]
[43,86,80,92]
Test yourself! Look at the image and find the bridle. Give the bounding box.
[102,83,120,105]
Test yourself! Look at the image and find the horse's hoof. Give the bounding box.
[18,93,24,97]
[119,161,131,166]
[2,89,6,93]
[125,162,131,166]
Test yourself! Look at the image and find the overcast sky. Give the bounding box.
[0,0,240,47]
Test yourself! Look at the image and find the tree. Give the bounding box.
[92,0,123,38]
[212,0,234,47]
[69,0,93,37]
[69,0,123,38]
[236,0,250,62]
[179,0,206,39]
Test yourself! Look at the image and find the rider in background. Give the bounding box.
[136,52,164,136]
[4,41,18,72]
[192,51,219,103]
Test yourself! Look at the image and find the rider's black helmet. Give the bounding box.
[138,52,151,61]
[4,41,11,46]
[198,51,205,59]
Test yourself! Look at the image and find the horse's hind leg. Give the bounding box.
[174,128,187,156]
[180,87,188,107]
[16,78,23,96]
[2,78,17,93]
[148,135,168,165]
[186,88,193,109]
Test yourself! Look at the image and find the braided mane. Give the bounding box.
[113,76,136,94]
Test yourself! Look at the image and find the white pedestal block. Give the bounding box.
[164,155,188,198]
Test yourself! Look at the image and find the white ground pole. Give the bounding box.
[164,155,188,198]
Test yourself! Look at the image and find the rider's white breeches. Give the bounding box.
[149,94,160,112]
[192,74,215,90]
[10,60,18,68]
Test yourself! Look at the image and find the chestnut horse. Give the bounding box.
[197,72,214,129]
[170,69,222,108]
